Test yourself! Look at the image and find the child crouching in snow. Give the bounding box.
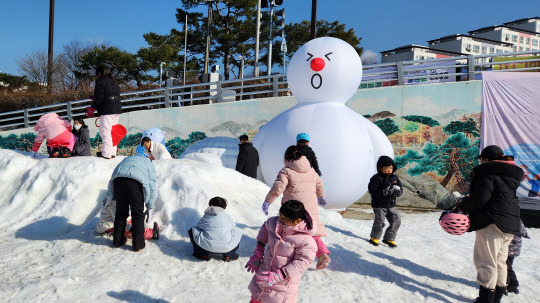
[263,145,330,270]
[95,197,159,241]
[368,156,402,248]
[246,200,317,303]
[188,197,243,261]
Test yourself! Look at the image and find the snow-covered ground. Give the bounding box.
[0,149,538,303]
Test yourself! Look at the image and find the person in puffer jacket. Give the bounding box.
[95,197,159,241]
[90,66,122,159]
[106,146,157,252]
[368,155,403,248]
[263,145,329,270]
[32,113,76,158]
[246,200,317,303]
[188,197,242,262]
[506,220,530,294]
[459,145,524,302]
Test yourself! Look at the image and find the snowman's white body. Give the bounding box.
[253,37,394,210]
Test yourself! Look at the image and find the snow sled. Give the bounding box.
[112,124,127,146]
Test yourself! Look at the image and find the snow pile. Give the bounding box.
[0,149,538,302]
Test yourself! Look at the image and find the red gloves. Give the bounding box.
[85,106,95,118]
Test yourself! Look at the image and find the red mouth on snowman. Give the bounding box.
[307,52,332,89]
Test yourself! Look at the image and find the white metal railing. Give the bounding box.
[2,50,540,130]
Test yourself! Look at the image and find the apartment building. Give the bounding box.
[380,44,462,64]
[469,25,540,52]
[428,34,513,57]
[504,17,540,35]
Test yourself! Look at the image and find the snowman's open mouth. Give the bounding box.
[311,74,322,89]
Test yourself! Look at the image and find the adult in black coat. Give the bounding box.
[236,135,259,179]
[91,67,121,116]
[71,117,91,156]
[459,145,524,302]
[91,66,122,159]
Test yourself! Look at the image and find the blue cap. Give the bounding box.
[296,132,310,142]
[135,145,148,158]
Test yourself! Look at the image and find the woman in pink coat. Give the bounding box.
[246,200,317,303]
[263,145,330,270]
[32,113,76,158]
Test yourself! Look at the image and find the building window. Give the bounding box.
[512,35,518,42]
[505,34,511,41]
[533,39,538,46]
[520,36,524,43]
[496,49,503,53]
[481,46,487,54]
[526,37,530,44]
[526,47,530,51]
[465,43,472,51]
[490,47,495,53]
[473,45,480,53]
[520,46,524,51]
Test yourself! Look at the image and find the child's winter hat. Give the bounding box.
[376,155,397,173]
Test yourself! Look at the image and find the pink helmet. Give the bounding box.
[439,211,470,235]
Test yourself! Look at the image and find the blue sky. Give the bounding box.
[1,0,540,76]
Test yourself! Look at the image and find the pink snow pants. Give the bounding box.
[314,236,330,258]
[99,114,120,158]
[47,130,76,152]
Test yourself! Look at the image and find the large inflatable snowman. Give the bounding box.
[253,37,393,210]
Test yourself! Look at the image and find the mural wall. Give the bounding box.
[1,81,482,200]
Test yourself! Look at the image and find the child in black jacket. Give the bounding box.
[368,156,402,248]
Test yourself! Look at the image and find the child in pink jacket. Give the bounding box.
[246,200,317,303]
[32,113,76,158]
[263,145,330,270]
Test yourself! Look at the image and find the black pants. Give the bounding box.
[188,228,239,258]
[113,177,145,250]
[506,256,518,289]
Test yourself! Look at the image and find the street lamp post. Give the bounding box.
[254,0,261,76]
[310,0,317,39]
[266,1,275,75]
[47,0,55,93]
[204,2,212,75]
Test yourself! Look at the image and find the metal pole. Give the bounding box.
[184,15,188,85]
[254,0,261,77]
[47,0,55,93]
[283,47,286,74]
[240,56,245,79]
[204,3,212,75]
[267,2,274,75]
[310,0,317,40]
[159,63,163,88]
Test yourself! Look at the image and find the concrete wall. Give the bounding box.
[0,81,483,197]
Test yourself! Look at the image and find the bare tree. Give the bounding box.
[17,49,67,91]
[61,40,97,90]
[361,50,380,66]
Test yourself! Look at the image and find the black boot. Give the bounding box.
[473,286,495,303]
[494,286,506,303]
[152,222,159,240]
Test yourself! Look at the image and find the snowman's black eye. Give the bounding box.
[325,52,333,61]
[306,53,313,61]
